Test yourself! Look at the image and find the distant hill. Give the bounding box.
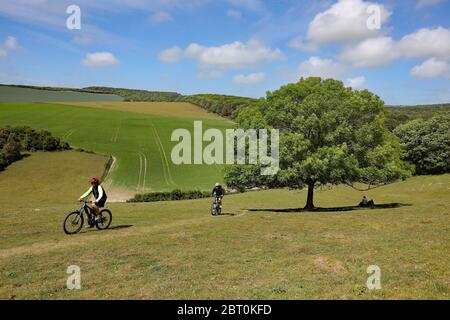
[385,103,450,130]
[0,84,123,102]
[1,84,448,129]
[83,86,182,102]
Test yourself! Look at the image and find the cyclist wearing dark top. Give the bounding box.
[212,182,224,204]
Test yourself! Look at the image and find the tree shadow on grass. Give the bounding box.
[247,203,412,213]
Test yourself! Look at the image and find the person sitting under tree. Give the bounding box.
[359,195,374,207]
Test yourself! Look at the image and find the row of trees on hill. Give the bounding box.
[178,94,259,118]
[0,126,70,171]
[384,104,450,131]
[83,87,182,102]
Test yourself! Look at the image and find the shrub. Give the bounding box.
[394,115,450,175]
[0,125,70,171]
[128,189,212,203]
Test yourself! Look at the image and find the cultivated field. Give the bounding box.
[0,102,233,200]
[56,101,228,120]
[0,86,123,102]
[0,151,448,299]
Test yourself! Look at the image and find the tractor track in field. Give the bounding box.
[150,122,175,187]
[110,126,120,143]
[137,153,143,193]
[136,152,148,193]
[61,129,75,140]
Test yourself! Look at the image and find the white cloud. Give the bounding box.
[397,27,450,60]
[227,9,242,18]
[185,43,204,58]
[191,40,283,69]
[4,36,18,50]
[288,36,319,53]
[159,39,283,69]
[298,56,347,79]
[158,46,183,63]
[233,72,265,84]
[411,58,450,79]
[149,11,174,24]
[416,0,442,8]
[345,76,366,89]
[339,36,399,67]
[306,0,391,45]
[197,69,224,79]
[81,52,119,67]
[0,35,20,58]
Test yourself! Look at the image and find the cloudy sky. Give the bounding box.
[0,0,449,104]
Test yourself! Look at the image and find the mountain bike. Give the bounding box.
[63,200,112,235]
[211,196,222,216]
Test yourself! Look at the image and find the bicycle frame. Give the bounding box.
[76,201,95,222]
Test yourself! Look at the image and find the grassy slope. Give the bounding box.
[0,102,233,198]
[0,153,448,299]
[0,86,123,102]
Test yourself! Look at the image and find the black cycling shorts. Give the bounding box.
[95,198,107,208]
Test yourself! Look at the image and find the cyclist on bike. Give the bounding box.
[211,182,224,207]
[79,177,107,226]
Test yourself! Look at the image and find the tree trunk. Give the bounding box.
[304,180,315,210]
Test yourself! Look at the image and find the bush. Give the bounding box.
[0,125,70,171]
[394,115,450,175]
[128,189,212,203]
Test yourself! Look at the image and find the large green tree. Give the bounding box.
[225,77,410,210]
[394,115,450,175]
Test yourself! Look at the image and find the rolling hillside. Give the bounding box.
[0,102,232,200]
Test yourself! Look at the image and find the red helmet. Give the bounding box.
[90,177,100,185]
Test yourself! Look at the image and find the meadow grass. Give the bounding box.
[0,152,448,299]
[0,102,233,199]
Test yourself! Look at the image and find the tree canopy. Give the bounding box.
[394,115,450,175]
[225,77,411,210]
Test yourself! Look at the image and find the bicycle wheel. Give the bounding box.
[211,203,217,216]
[96,209,112,230]
[63,211,84,235]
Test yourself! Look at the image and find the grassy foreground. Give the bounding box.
[0,152,448,299]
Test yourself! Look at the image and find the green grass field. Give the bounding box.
[0,86,123,102]
[0,102,233,200]
[0,151,448,299]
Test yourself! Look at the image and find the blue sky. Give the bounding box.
[0,0,449,105]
